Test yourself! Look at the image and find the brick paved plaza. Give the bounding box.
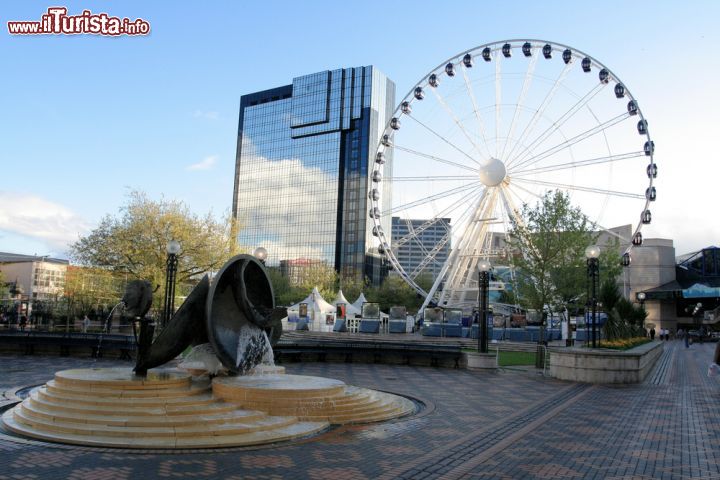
[0,340,718,479]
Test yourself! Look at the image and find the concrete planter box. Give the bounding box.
[549,341,663,384]
[464,351,498,370]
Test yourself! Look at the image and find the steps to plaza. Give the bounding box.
[1,366,415,448]
[213,374,415,424]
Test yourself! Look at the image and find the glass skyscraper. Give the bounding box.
[232,66,395,283]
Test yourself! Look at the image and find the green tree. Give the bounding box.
[0,270,8,302]
[598,239,623,287]
[266,267,308,307]
[294,262,338,301]
[366,275,425,313]
[508,190,597,322]
[600,280,648,340]
[70,190,242,308]
[337,273,367,304]
[266,262,339,307]
[61,266,127,321]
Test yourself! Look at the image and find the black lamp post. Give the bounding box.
[637,292,646,332]
[162,240,180,328]
[585,245,601,348]
[253,246,268,265]
[478,259,491,353]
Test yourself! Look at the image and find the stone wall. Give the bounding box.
[549,341,663,384]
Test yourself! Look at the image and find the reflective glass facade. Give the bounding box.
[233,67,395,283]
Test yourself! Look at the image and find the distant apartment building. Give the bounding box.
[0,252,69,318]
[0,252,68,301]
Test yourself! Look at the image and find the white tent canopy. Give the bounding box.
[287,287,335,319]
[332,289,361,316]
[351,293,368,313]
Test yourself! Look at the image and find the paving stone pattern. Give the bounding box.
[0,341,718,479]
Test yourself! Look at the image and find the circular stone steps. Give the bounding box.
[53,368,191,389]
[213,374,415,425]
[1,367,416,448]
[45,379,211,398]
[1,413,328,449]
[23,395,265,427]
[12,406,299,438]
[29,391,238,417]
[1,368,328,448]
[37,388,218,407]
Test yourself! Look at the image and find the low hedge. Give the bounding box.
[597,337,651,350]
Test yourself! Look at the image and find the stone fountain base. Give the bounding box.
[1,367,414,449]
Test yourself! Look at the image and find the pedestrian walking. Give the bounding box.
[82,315,91,333]
[650,327,656,341]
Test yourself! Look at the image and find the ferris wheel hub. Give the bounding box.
[478,157,507,187]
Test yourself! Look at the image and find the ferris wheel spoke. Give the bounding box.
[387,175,477,182]
[402,116,481,167]
[381,182,478,217]
[393,186,483,247]
[409,233,451,278]
[394,145,478,174]
[495,51,502,158]
[510,151,645,177]
[509,112,631,172]
[496,188,523,296]
[429,86,486,163]
[504,61,573,163]
[404,187,487,303]
[443,189,501,300]
[507,82,608,168]
[407,192,483,278]
[499,185,544,261]
[461,64,492,158]
[512,177,645,199]
[505,181,542,201]
[500,49,539,161]
[403,221,448,275]
[587,221,632,244]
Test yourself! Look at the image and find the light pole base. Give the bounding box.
[535,344,546,369]
[465,351,498,370]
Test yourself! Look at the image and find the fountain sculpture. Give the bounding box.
[1,254,414,448]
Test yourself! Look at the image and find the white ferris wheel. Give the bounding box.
[369,39,657,310]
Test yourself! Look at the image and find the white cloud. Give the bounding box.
[235,138,340,264]
[186,155,218,171]
[193,110,219,120]
[0,192,90,252]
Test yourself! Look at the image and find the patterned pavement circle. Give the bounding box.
[0,340,718,479]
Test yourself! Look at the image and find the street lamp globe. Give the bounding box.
[166,240,181,255]
[478,259,492,272]
[253,247,268,262]
[637,292,646,302]
[585,245,601,259]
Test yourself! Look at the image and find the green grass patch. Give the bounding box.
[498,350,536,366]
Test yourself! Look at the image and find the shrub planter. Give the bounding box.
[549,341,663,384]
[464,351,498,370]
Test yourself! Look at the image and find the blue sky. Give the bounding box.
[1,0,718,258]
